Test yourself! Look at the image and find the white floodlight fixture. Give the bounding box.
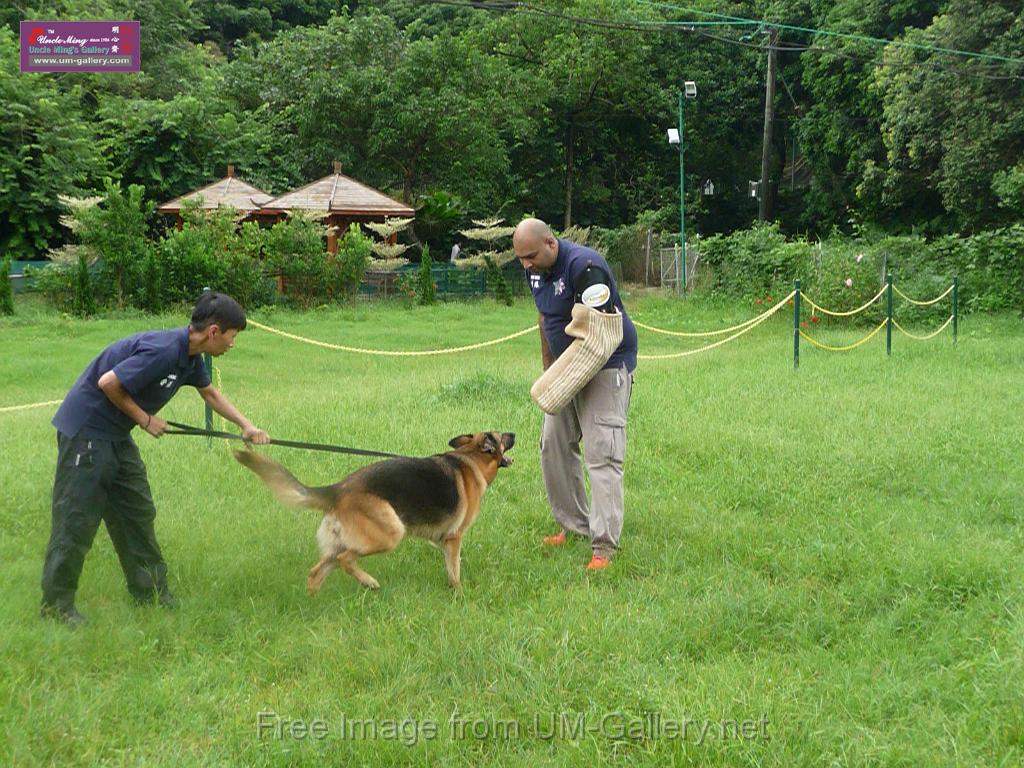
[666,128,680,145]
[684,81,697,99]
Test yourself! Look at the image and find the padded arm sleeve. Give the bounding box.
[530,304,624,414]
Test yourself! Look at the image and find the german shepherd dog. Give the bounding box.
[234,432,514,592]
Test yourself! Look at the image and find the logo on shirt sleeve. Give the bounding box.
[159,373,178,389]
[581,283,611,308]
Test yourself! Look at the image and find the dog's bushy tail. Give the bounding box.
[233,450,336,512]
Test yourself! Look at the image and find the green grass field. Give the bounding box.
[2,293,1022,767]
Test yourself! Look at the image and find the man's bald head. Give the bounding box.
[513,217,559,272]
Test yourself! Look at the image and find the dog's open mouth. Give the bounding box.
[500,456,513,467]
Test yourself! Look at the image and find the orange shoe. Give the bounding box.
[543,531,567,546]
[586,555,611,571]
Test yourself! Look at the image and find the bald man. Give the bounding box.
[513,218,637,570]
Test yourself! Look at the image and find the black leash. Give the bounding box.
[164,421,404,459]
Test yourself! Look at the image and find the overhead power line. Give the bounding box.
[414,0,1024,81]
[632,0,1024,67]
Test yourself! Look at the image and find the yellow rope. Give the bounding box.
[0,399,63,414]
[800,285,887,317]
[633,300,781,338]
[799,320,887,351]
[893,315,954,340]
[893,284,955,306]
[214,365,226,430]
[638,291,795,360]
[248,319,536,356]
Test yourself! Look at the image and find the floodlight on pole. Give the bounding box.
[671,81,697,294]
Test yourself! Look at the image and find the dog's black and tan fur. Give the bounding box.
[234,432,514,592]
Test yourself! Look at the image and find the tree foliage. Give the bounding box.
[3,0,1023,263]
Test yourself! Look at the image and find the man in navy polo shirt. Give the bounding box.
[41,291,270,627]
[513,218,636,571]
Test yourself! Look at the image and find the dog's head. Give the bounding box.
[448,432,515,468]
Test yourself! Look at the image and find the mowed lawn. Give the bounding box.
[1,292,1022,767]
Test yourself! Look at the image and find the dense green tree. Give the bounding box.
[226,11,520,209]
[874,0,1024,232]
[2,0,1022,258]
[775,0,942,232]
[192,0,348,54]
[0,29,105,256]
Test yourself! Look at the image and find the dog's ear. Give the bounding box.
[501,432,515,450]
[448,434,475,449]
[482,433,500,453]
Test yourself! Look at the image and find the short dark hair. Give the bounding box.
[190,291,246,331]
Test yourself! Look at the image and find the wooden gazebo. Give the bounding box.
[257,161,415,253]
[157,165,273,229]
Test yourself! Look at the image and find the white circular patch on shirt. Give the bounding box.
[581,283,611,308]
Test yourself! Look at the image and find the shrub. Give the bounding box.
[335,224,372,298]
[957,226,1024,315]
[74,180,154,309]
[693,223,1018,318]
[265,215,334,308]
[804,239,886,322]
[483,253,513,306]
[140,249,164,313]
[157,207,271,309]
[417,244,437,305]
[27,263,75,312]
[700,223,811,299]
[73,252,97,317]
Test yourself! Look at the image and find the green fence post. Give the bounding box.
[793,279,801,369]
[204,353,213,448]
[952,276,958,345]
[202,286,213,448]
[886,273,893,357]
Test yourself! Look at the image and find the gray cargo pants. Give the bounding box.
[540,364,632,558]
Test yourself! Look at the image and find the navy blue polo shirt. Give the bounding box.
[52,328,211,440]
[526,239,637,372]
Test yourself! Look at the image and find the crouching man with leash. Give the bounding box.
[41,291,269,627]
[513,218,637,571]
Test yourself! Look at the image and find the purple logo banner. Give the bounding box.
[20,20,140,73]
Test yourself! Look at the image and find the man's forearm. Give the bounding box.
[538,315,554,370]
[202,388,253,431]
[97,371,149,427]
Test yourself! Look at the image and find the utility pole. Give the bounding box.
[758,28,778,222]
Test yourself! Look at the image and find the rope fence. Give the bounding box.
[790,274,958,368]
[0,274,959,417]
[0,399,63,414]
[799,319,888,352]
[247,319,537,356]
[636,291,795,360]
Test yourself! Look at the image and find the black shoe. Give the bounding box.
[41,603,88,628]
[134,589,177,609]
